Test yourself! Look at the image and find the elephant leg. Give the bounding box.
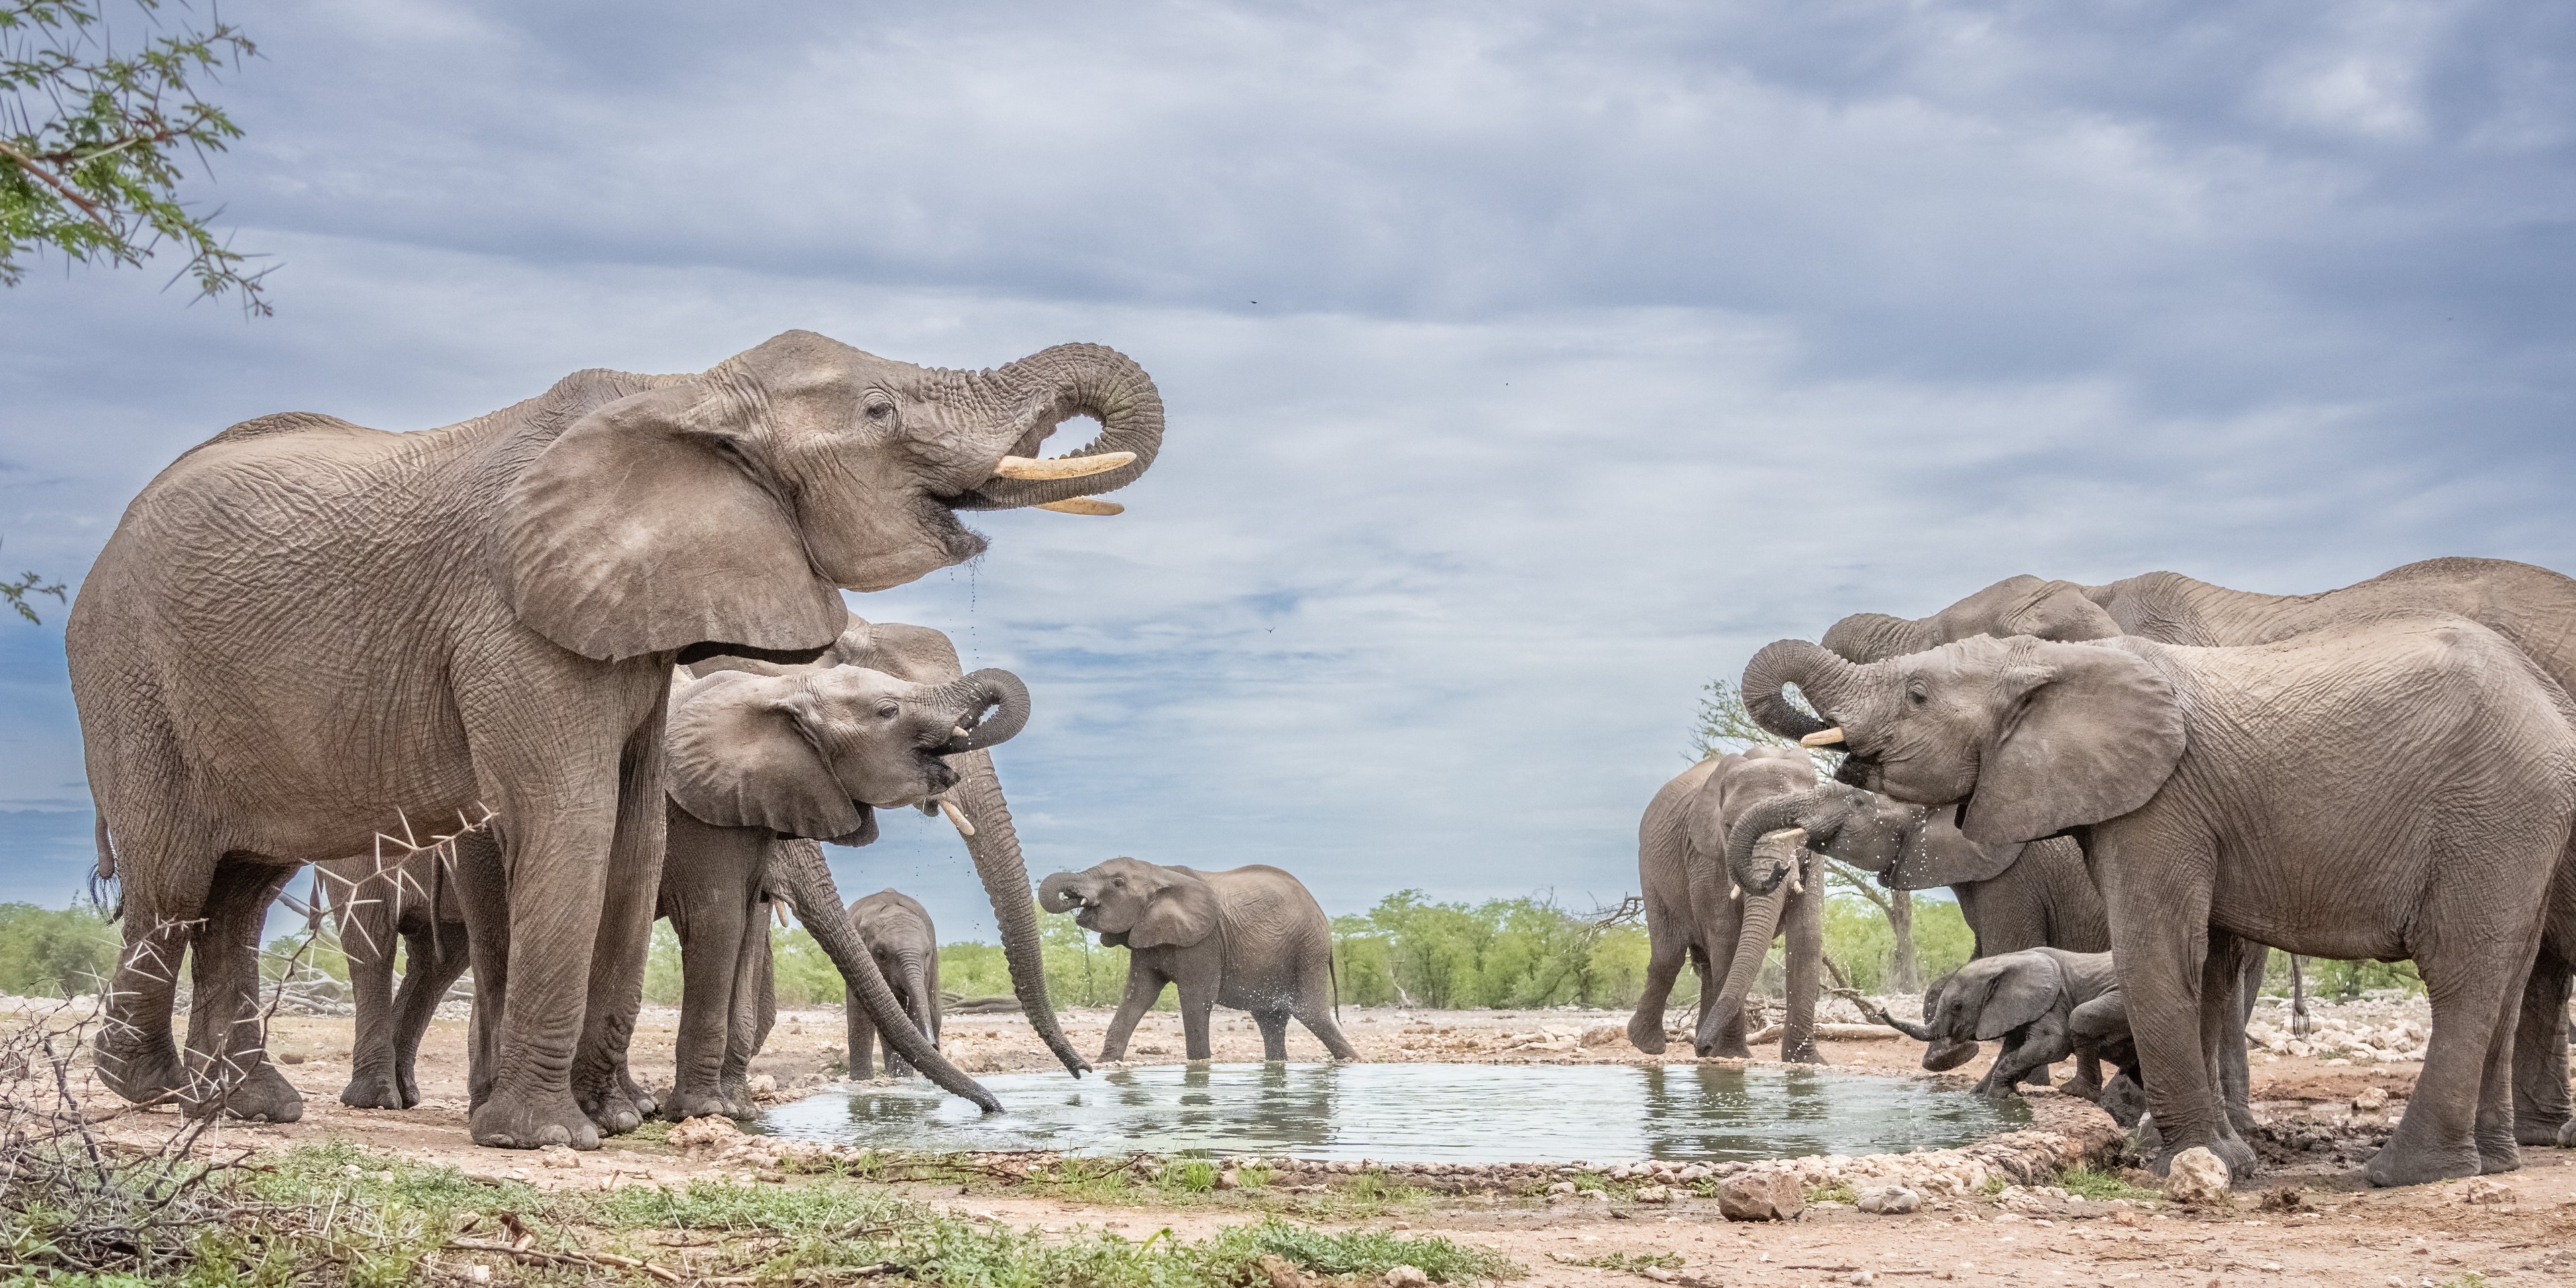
[571,728,669,1138]
[1101,966,1163,1063]
[180,857,302,1122]
[1629,906,1689,1054]
[2371,922,2540,1186]
[2215,936,2265,1137]
[718,920,773,1114]
[452,830,511,1112]
[1293,985,1362,1062]
[390,922,472,1109]
[1977,1018,2074,1099]
[666,893,753,1122]
[1254,1009,1291,1062]
[2510,946,2571,1146]
[1780,879,1823,1065]
[845,984,879,1079]
[464,737,625,1151]
[2065,1051,2105,1101]
[1177,971,1219,1063]
[337,890,406,1110]
[97,912,193,1108]
[2107,868,2251,1178]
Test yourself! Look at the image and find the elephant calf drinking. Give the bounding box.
[1041,857,1360,1063]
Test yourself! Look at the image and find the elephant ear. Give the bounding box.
[1132,869,1221,950]
[665,672,871,844]
[1884,806,2023,890]
[498,377,846,662]
[1968,955,2063,1041]
[1960,639,2186,846]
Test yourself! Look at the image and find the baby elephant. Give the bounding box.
[1039,857,1360,1063]
[1885,948,2139,1105]
[844,890,939,1079]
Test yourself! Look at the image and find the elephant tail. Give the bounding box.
[89,813,122,922]
[1330,954,1341,1023]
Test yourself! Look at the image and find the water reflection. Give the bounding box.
[759,1063,2027,1163]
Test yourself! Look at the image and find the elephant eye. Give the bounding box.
[861,392,898,425]
[1907,679,1929,706]
[875,702,899,719]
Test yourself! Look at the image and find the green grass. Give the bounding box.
[203,1141,1523,1287]
[1554,1249,1686,1273]
[1806,1179,1858,1205]
[2055,1164,2161,1202]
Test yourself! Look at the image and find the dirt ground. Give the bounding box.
[80,998,2576,1286]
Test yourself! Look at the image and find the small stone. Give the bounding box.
[279,1051,305,1065]
[1383,1267,1429,1288]
[1642,1269,1677,1283]
[465,1266,490,1283]
[2458,1178,2516,1205]
[1578,1187,1609,1201]
[537,1146,581,1170]
[1258,1254,1308,1288]
[1581,1024,1625,1048]
[1217,1168,1241,1190]
[1633,1183,1672,1203]
[1547,1180,1577,1195]
[2352,1086,2390,1112]
[749,1074,777,1095]
[1719,1170,1806,1222]
[2163,1147,2231,1206]
[2261,1263,2282,1273]
[1857,1185,1922,1215]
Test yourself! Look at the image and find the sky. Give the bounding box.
[3,1,2573,941]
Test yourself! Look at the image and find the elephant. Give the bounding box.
[843,889,940,1080]
[1627,746,1820,1060]
[1038,857,1361,1063]
[1805,557,2576,1148]
[1877,949,2143,1115]
[324,660,1031,1119]
[69,330,1165,1144]
[1739,615,2576,1186]
[319,847,472,1110]
[686,612,1089,1081]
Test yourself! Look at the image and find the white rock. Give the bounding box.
[1857,1185,1922,1215]
[2163,1146,2231,1205]
[1383,1267,1429,1288]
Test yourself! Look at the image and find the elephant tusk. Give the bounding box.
[1035,496,1123,516]
[1762,826,1810,849]
[939,797,977,839]
[1801,727,1846,747]
[994,451,1136,481]
[773,901,790,928]
[953,726,971,740]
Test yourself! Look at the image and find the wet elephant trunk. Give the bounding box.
[1740,639,1863,743]
[768,840,1001,1112]
[955,750,1089,1076]
[934,670,1030,753]
[1726,796,1811,896]
[1700,877,1789,1057]
[957,346,1167,509]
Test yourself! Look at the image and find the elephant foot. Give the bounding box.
[2514,1116,2569,1147]
[2226,1106,2260,1138]
[1782,1042,1823,1065]
[93,1030,186,1108]
[472,1091,602,1150]
[662,1087,743,1123]
[2560,1120,2576,1148]
[2364,1140,2481,1188]
[1626,1016,1668,1055]
[578,1085,645,1136]
[340,1069,409,1110]
[620,1068,657,1122]
[2477,1133,2522,1175]
[2059,1073,2104,1102]
[2145,1132,2255,1181]
[209,1060,305,1124]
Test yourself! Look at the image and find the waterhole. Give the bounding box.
[759,1063,2029,1163]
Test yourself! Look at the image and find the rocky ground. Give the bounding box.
[21,991,2576,1286]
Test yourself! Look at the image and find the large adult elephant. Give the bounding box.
[688,612,1089,1080]
[1038,857,1359,1063]
[1738,616,2576,1186]
[70,331,1165,1145]
[1803,558,2576,1147]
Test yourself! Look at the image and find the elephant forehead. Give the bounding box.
[804,664,911,707]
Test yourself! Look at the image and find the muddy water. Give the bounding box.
[759,1062,2028,1162]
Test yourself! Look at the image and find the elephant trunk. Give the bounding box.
[1739,639,1859,743]
[1819,612,1937,664]
[1876,1008,1937,1042]
[1700,872,1792,1056]
[768,839,1001,1112]
[1038,870,1089,914]
[952,750,1090,1076]
[935,669,1030,753]
[1726,796,1813,896]
[958,345,1166,509]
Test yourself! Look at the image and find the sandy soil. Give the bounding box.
[74,998,2576,1286]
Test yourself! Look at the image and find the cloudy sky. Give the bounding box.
[3,1,2571,939]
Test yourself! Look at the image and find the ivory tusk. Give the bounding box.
[953,727,971,740]
[939,797,977,839]
[1035,496,1123,516]
[1762,826,1810,849]
[993,451,1136,481]
[773,901,790,928]
[1801,727,1846,747]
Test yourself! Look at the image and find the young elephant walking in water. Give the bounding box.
[844,890,941,1079]
[1039,857,1360,1063]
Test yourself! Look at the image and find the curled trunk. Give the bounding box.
[957,750,1089,1076]
[957,346,1166,509]
[1819,612,1935,664]
[1739,639,1860,743]
[1726,796,1811,896]
[768,840,1000,1112]
[934,670,1030,753]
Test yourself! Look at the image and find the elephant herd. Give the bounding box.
[56,329,2574,1193]
[1646,558,2576,1188]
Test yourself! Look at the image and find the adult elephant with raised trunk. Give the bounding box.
[70,331,1165,1146]
[1797,557,2576,1149]
[1737,619,2576,1186]
[689,612,1089,1081]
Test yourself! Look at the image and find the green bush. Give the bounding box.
[0,902,117,998]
